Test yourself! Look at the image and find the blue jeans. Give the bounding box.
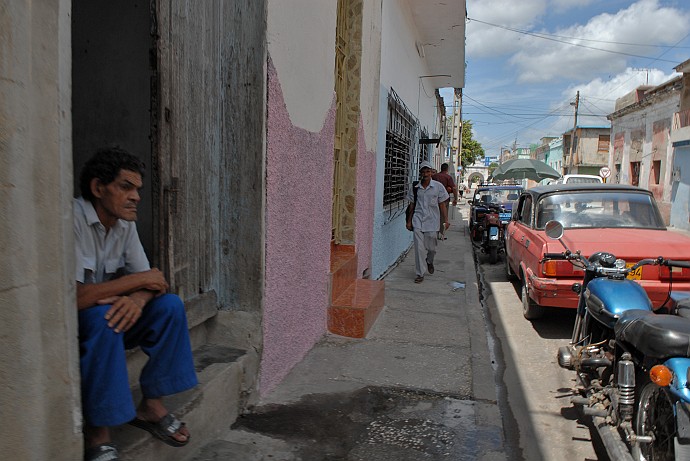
[78,294,198,427]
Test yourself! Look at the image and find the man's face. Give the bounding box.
[420,167,433,179]
[92,169,143,223]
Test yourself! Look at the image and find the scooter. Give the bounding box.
[543,220,690,460]
[473,202,510,264]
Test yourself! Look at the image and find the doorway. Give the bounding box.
[71,0,157,261]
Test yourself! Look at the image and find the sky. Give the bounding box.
[440,0,690,157]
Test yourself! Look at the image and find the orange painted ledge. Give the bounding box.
[327,279,384,338]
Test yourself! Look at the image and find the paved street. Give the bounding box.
[478,251,608,461]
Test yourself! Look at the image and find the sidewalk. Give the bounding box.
[188,202,509,461]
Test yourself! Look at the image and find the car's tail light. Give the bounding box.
[659,264,690,281]
[542,260,583,278]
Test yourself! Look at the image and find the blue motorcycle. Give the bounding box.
[544,221,690,460]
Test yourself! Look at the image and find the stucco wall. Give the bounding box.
[371,0,441,278]
[576,128,610,167]
[261,58,335,394]
[359,0,383,150]
[261,0,338,395]
[354,0,383,276]
[609,91,678,223]
[267,0,337,132]
[671,145,690,230]
[356,121,377,276]
[0,0,83,458]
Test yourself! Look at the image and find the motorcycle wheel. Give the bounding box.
[489,246,498,264]
[636,380,676,460]
[521,277,544,320]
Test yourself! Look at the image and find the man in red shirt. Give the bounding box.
[432,163,458,240]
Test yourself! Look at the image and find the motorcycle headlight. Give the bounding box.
[615,259,626,269]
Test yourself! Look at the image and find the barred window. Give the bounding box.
[384,90,418,214]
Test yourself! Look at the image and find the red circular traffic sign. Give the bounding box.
[599,166,611,178]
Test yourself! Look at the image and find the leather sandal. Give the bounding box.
[84,444,119,461]
[128,413,190,447]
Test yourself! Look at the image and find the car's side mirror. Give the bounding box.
[545,220,564,239]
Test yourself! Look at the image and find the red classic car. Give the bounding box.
[505,184,690,320]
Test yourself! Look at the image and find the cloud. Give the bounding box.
[464,1,690,151]
[532,67,679,138]
[549,0,597,14]
[467,0,690,83]
[511,0,690,83]
[564,67,679,113]
[466,0,548,57]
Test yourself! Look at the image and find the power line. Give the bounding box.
[467,17,680,63]
[467,95,580,151]
[463,111,607,117]
[469,17,690,49]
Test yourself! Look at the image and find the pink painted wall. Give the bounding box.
[261,59,336,395]
[356,121,376,277]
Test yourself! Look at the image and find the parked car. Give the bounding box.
[553,174,603,184]
[468,184,523,241]
[505,183,690,319]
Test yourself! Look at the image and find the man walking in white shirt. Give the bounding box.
[405,161,450,283]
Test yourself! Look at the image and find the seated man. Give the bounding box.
[75,147,198,461]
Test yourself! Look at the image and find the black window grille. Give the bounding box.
[383,90,418,216]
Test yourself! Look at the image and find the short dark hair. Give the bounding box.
[441,163,449,171]
[79,147,145,201]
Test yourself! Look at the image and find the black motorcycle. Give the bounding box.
[543,221,690,461]
[472,202,510,264]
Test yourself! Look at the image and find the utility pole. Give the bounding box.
[567,91,579,175]
[457,91,463,177]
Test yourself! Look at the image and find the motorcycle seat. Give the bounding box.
[671,292,690,318]
[615,309,690,359]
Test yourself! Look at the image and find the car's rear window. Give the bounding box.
[535,191,664,229]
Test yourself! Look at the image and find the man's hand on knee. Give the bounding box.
[100,296,144,333]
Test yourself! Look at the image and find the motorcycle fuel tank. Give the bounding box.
[584,277,653,328]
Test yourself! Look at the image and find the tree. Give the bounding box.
[460,120,485,168]
[488,162,499,177]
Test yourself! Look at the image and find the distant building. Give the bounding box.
[533,136,564,176]
[608,76,682,224]
[563,125,610,176]
[671,59,690,230]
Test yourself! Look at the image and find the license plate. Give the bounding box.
[627,263,642,280]
[499,212,511,221]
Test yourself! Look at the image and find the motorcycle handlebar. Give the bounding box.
[543,252,568,260]
[664,259,690,269]
[631,258,660,270]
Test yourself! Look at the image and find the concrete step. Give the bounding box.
[329,244,358,303]
[113,344,257,461]
[327,279,385,338]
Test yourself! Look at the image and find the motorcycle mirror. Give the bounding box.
[544,220,564,239]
